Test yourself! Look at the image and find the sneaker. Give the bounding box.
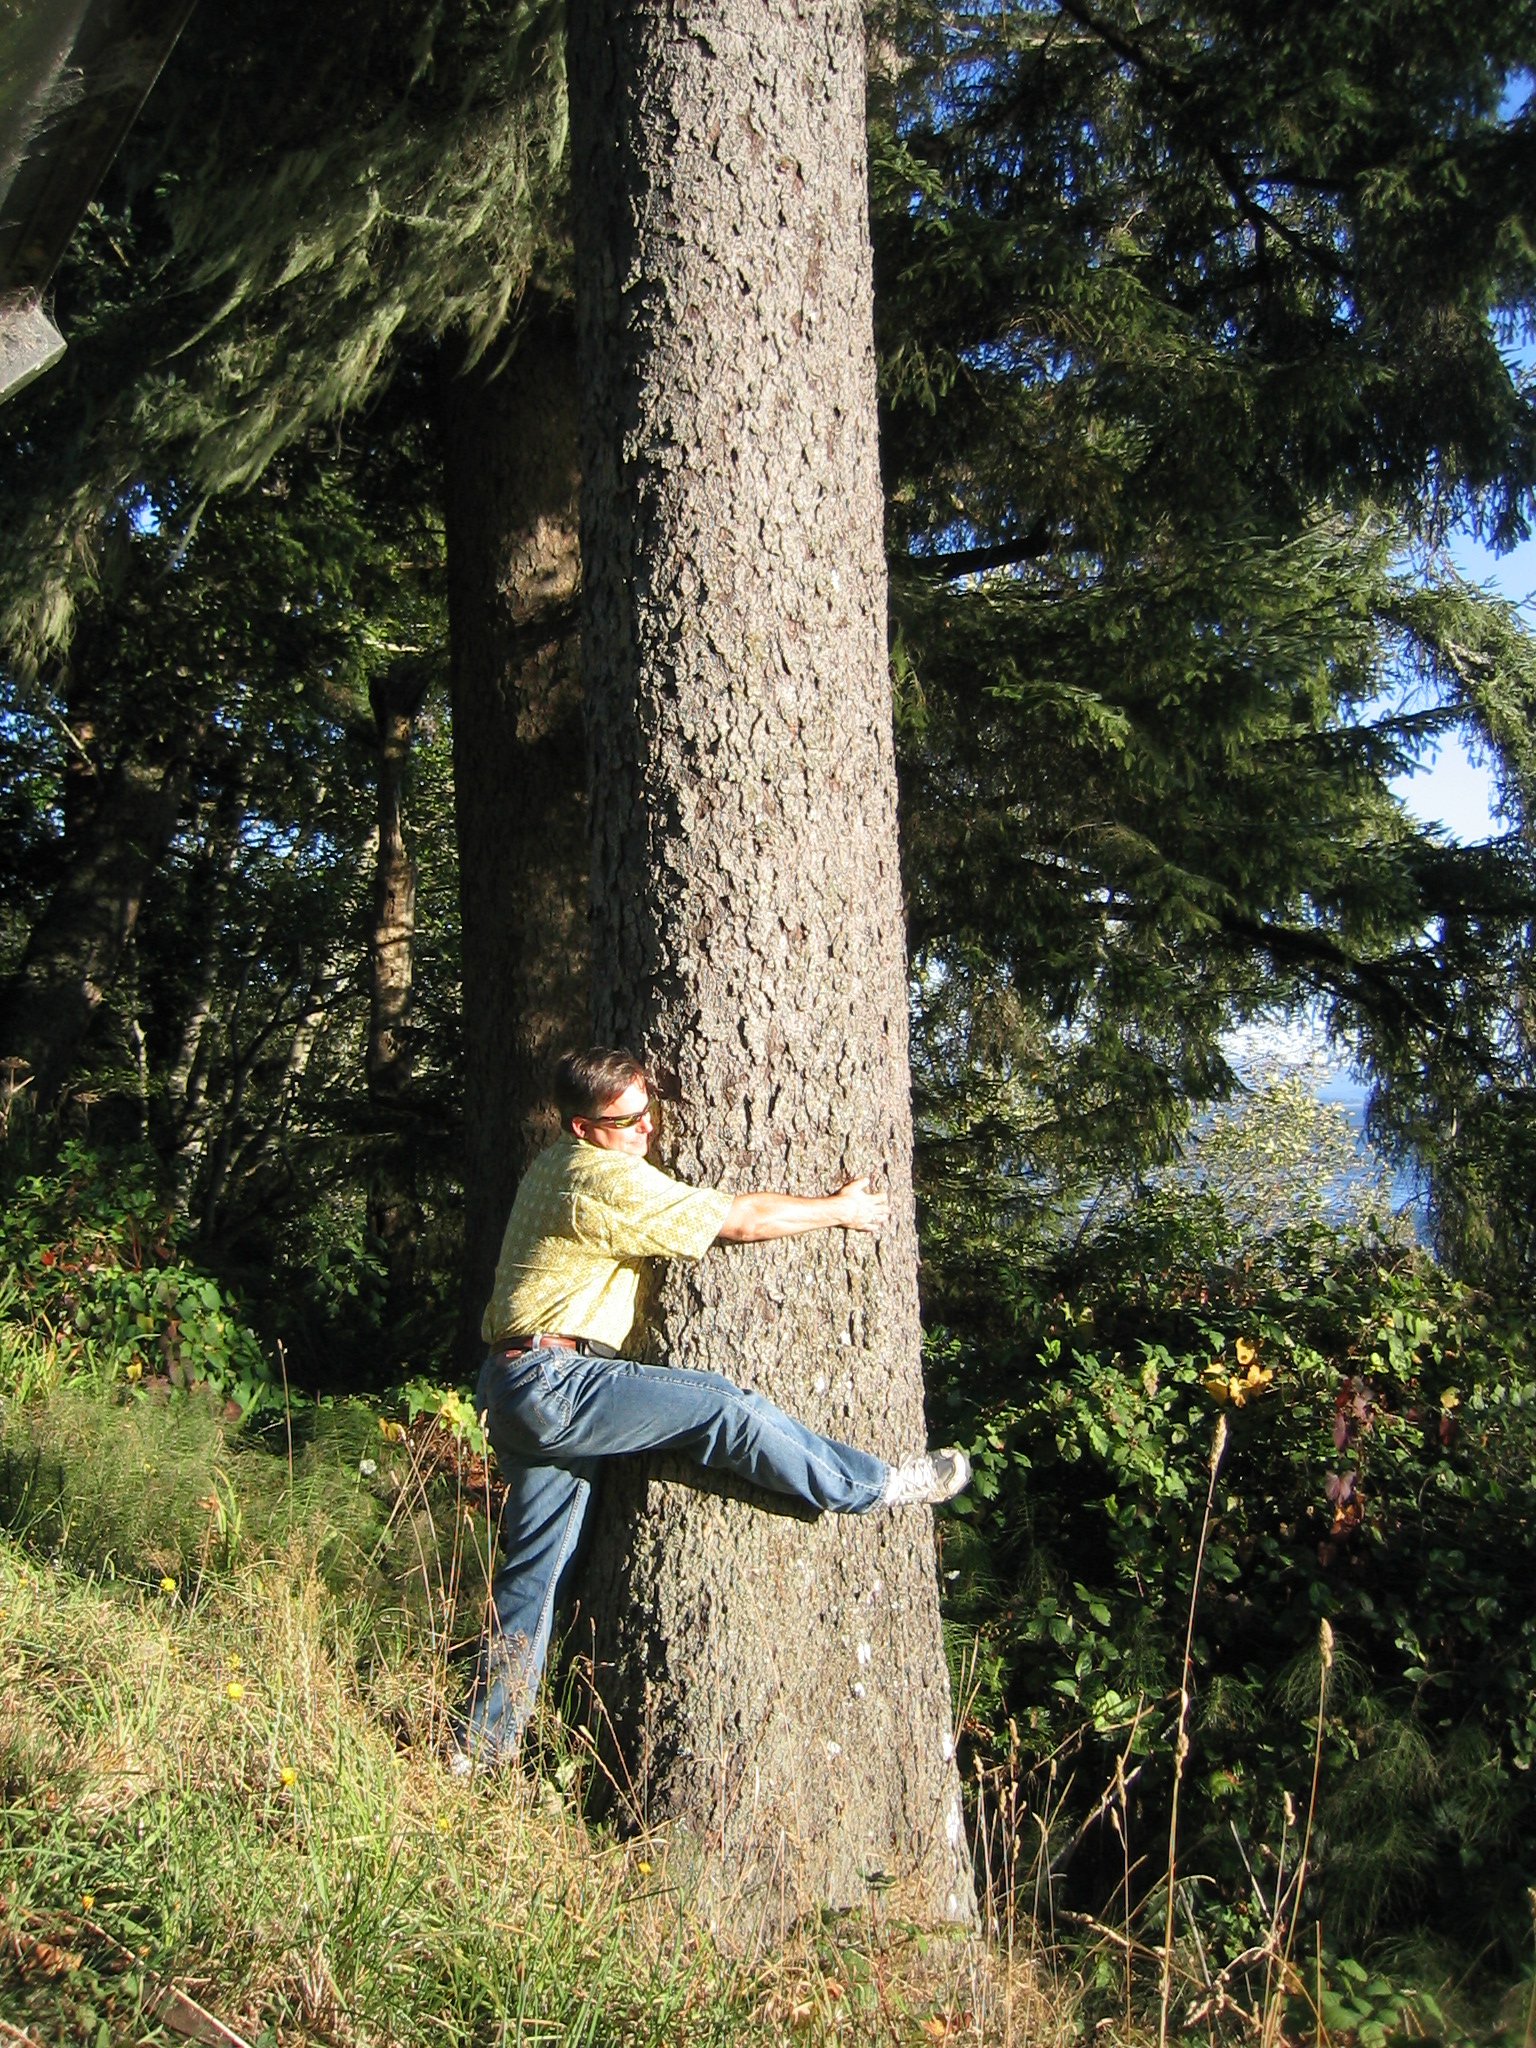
[881,1446,972,1508]
[446,1743,500,1779]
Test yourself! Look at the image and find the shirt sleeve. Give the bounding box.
[573,1155,733,1260]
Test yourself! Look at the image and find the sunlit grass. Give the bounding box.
[0,1378,1048,2046]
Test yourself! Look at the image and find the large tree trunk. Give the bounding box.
[442,311,589,1359]
[0,735,190,1110]
[567,0,970,1921]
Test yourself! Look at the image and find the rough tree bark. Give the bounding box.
[442,309,589,1358]
[567,0,970,1919]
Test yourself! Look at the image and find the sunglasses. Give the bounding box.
[587,1094,654,1130]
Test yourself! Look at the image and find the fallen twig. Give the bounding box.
[1,1902,252,2048]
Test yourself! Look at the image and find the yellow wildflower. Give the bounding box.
[1207,1357,1273,1406]
[159,1577,177,1593]
[637,1858,652,1875]
[1235,1335,1259,1366]
[80,1893,94,1912]
[279,1766,297,1788]
[225,1681,244,1702]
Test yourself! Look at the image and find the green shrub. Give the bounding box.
[0,1137,274,1410]
[932,1201,1536,1977]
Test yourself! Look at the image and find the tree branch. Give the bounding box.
[1216,907,1448,1034]
[900,525,1054,579]
[1049,0,1344,279]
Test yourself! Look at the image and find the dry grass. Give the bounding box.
[0,1378,1384,2047]
[0,1509,1062,2046]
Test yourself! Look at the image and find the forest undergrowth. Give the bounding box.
[0,1376,1043,2048]
[3,1120,1535,2044]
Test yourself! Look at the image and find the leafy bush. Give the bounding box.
[932,1196,1536,1979]
[0,1138,274,1411]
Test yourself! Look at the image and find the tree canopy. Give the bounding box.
[870,0,1536,1284]
[0,0,566,665]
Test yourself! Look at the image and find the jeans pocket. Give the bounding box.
[519,1355,576,1432]
[481,1362,566,1458]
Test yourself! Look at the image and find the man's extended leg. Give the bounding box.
[492,1347,889,1513]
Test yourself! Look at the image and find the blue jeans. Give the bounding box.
[458,1344,889,1759]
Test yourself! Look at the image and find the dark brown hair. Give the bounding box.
[553,1046,646,1127]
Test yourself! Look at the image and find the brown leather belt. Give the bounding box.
[494,1332,617,1359]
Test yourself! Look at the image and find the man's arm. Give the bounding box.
[716,1173,888,1244]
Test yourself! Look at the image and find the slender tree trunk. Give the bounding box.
[366,662,426,1322]
[442,309,589,1359]
[567,0,970,1919]
[123,941,149,1140]
[199,944,341,1242]
[0,737,191,1108]
[165,775,245,1194]
[367,662,425,1104]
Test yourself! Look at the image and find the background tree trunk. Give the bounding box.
[0,736,191,1109]
[366,659,427,1328]
[567,0,970,1920]
[163,764,246,1195]
[442,310,590,1361]
[366,660,425,1106]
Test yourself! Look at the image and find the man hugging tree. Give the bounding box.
[456,1045,970,1765]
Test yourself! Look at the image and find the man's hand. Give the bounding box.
[832,1173,888,1234]
[717,1173,890,1244]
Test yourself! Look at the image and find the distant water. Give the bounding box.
[1223,1019,1427,1241]
[1313,1066,1428,1237]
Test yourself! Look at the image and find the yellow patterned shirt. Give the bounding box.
[481,1134,733,1351]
